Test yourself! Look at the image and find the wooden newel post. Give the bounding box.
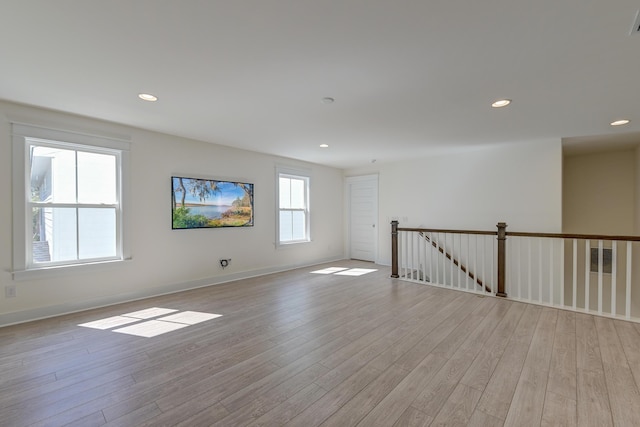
[391,220,399,278]
[496,222,507,297]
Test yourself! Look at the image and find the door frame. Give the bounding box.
[345,174,379,263]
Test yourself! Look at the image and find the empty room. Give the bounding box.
[2,1,640,426]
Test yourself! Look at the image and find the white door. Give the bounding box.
[347,175,378,262]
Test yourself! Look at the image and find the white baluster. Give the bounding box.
[466,234,470,291]
[474,235,478,293]
[585,240,590,312]
[527,238,532,301]
[449,233,454,288]
[560,238,565,307]
[598,240,603,315]
[517,237,522,299]
[549,239,554,306]
[612,241,617,316]
[428,233,432,283]
[435,233,442,284]
[457,234,461,289]
[492,235,495,296]
[538,238,543,303]
[626,241,632,319]
[572,239,577,310]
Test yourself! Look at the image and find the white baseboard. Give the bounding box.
[0,256,346,328]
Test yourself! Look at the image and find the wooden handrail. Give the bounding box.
[397,226,640,242]
[398,227,496,236]
[507,231,640,241]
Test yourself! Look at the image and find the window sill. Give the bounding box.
[12,258,132,281]
[277,240,312,249]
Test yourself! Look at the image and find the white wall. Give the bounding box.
[346,139,563,265]
[0,100,345,326]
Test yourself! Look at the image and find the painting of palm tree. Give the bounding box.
[171,176,254,229]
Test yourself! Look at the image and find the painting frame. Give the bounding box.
[171,176,254,229]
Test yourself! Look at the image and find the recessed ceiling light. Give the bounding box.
[319,144,329,148]
[610,119,630,126]
[321,97,335,104]
[491,99,511,108]
[138,93,158,102]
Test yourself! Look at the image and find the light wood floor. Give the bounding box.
[2,260,640,426]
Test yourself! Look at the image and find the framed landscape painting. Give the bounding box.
[171,176,254,229]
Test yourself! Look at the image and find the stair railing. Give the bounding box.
[392,221,640,321]
[391,221,501,295]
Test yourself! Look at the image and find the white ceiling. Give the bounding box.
[1,1,639,169]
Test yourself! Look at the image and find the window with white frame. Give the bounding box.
[277,170,310,244]
[12,123,129,278]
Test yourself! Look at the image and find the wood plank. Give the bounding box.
[317,320,404,370]
[459,301,525,391]
[410,297,512,418]
[576,368,613,427]
[102,402,162,427]
[64,411,107,427]
[154,361,281,413]
[16,376,135,427]
[391,297,482,373]
[391,407,432,427]
[146,402,229,427]
[613,319,640,392]
[429,383,482,426]
[211,363,328,426]
[503,308,557,427]
[466,409,504,427]
[246,383,328,427]
[547,331,576,400]
[314,321,414,391]
[594,316,640,426]
[576,313,604,372]
[355,353,447,427]
[319,364,409,427]
[285,365,382,427]
[541,391,576,427]
[367,293,470,372]
[475,304,541,420]
[1,375,135,427]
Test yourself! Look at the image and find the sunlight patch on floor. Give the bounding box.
[122,307,179,319]
[159,311,223,325]
[78,307,222,337]
[77,315,141,330]
[311,267,350,274]
[311,267,378,276]
[113,320,189,338]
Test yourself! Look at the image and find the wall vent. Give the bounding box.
[631,10,640,35]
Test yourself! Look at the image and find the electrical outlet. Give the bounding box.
[5,285,16,298]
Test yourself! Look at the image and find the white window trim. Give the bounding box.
[276,166,311,247]
[12,123,131,280]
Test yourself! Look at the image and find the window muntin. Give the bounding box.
[27,139,121,267]
[278,173,310,244]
